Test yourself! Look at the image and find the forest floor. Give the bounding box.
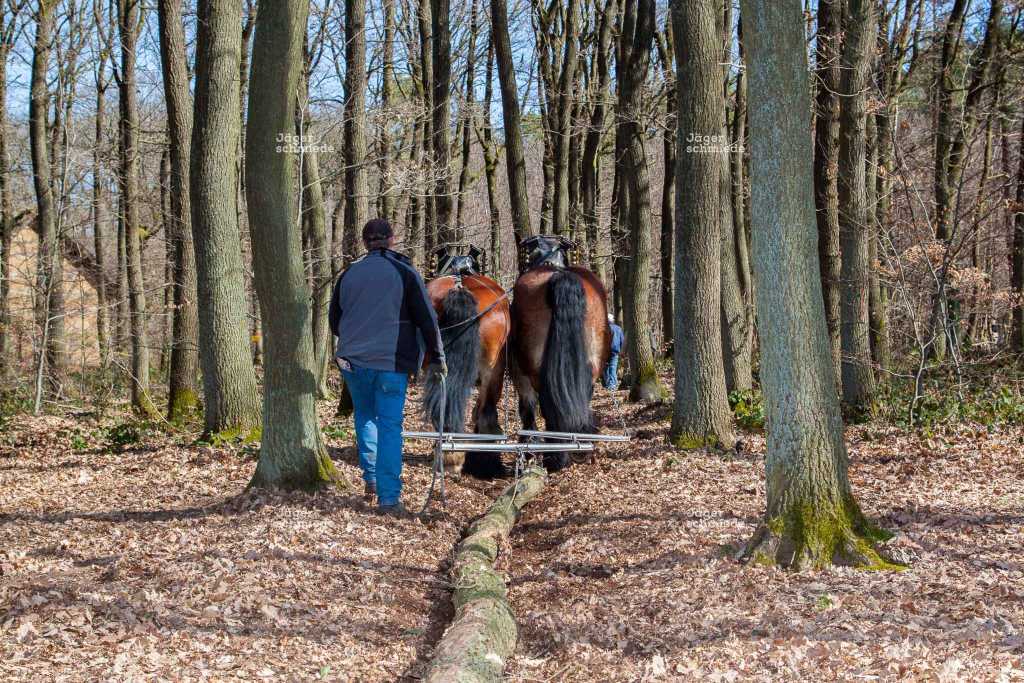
[1,380,1022,681]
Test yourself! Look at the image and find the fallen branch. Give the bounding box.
[424,465,547,683]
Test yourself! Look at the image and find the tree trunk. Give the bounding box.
[618,0,664,404]
[344,0,368,252]
[191,0,261,437]
[118,0,156,417]
[480,33,503,275]
[718,0,752,393]
[454,0,479,233]
[418,0,436,256]
[299,119,332,399]
[246,0,340,491]
[837,0,877,416]
[431,0,455,243]
[580,0,616,286]
[551,0,580,235]
[813,0,842,384]
[1013,112,1024,352]
[29,1,61,400]
[669,0,734,447]
[0,11,20,378]
[491,0,533,241]
[378,0,397,222]
[737,0,893,570]
[158,0,201,421]
[656,27,675,355]
[92,48,111,370]
[932,0,1003,361]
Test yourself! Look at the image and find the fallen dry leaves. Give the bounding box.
[0,400,503,682]
[505,387,1024,681]
[1,379,1022,681]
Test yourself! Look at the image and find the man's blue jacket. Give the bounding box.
[328,249,445,374]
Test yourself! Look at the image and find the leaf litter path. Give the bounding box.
[505,389,1024,681]
[0,394,509,682]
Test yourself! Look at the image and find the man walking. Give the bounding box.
[603,313,624,390]
[329,219,446,516]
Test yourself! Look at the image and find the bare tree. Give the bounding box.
[837,0,877,414]
[246,0,340,490]
[158,0,201,420]
[191,0,261,436]
[490,0,533,241]
[116,0,158,416]
[738,0,892,570]
[669,0,734,445]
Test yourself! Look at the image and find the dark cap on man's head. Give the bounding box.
[362,219,393,245]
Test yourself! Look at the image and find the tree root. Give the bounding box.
[423,466,547,683]
[737,501,907,571]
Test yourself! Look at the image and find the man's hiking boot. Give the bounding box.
[377,502,414,519]
[363,482,376,503]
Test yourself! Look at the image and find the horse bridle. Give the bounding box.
[522,235,575,272]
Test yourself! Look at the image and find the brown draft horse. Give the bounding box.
[423,246,511,478]
[510,236,611,472]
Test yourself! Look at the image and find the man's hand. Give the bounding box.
[430,359,448,379]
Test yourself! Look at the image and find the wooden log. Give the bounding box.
[424,465,547,683]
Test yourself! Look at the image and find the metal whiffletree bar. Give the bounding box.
[406,426,631,513]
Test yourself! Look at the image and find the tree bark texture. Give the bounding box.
[246,0,340,491]
[191,0,261,436]
[669,0,735,447]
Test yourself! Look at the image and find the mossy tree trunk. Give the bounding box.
[191,0,261,437]
[737,0,895,570]
[246,0,340,491]
[425,467,546,682]
[118,0,157,418]
[837,0,877,417]
[669,0,735,447]
[618,0,665,404]
[158,0,201,421]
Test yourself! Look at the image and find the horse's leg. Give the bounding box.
[513,362,539,432]
[462,351,508,479]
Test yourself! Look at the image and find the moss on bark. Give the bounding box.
[740,495,904,571]
[168,387,200,423]
[424,466,546,683]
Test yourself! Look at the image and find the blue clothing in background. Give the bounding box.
[609,323,624,354]
[604,323,625,390]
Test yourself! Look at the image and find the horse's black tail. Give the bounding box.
[539,270,595,470]
[424,286,480,434]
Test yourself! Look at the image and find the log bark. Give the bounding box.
[424,466,547,683]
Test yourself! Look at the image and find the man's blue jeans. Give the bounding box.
[603,353,620,390]
[341,366,409,506]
